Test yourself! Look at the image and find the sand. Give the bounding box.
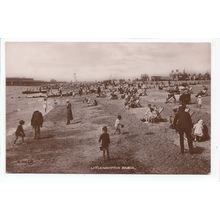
[6,84,211,174]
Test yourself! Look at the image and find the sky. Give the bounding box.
[6,42,211,81]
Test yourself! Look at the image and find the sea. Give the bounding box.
[6,86,55,136]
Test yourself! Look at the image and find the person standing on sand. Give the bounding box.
[197,95,202,109]
[114,115,124,134]
[66,100,73,125]
[99,126,110,160]
[173,104,194,154]
[14,120,25,144]
[31,111,43,139]
[97,85,101,97]
[43,97,47,113]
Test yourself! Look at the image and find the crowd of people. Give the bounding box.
[13,78,210,160]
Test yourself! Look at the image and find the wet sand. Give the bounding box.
[6,84,210,174]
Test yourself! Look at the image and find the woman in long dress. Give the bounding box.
[43,98,47,113]
[66,100,73,125]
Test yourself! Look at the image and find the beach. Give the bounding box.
[6,84,211,174]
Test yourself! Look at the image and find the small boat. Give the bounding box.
[27,93,47,98]
[22,90,47,94]
[27,92,73,98]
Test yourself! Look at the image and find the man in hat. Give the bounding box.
[173,104,194,154]
[179,89,191,105]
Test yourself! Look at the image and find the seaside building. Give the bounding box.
[6,77,46,86]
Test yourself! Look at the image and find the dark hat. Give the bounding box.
[19,120,25,125]
[117,115,122,119]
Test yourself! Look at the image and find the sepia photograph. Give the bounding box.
[6,42,211,174]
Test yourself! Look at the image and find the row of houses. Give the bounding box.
[140,70,211,81]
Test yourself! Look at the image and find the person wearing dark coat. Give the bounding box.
[31,111,43,139]
[66,100,73,125]
[173,105,194,154]
[179,91,191,105]
[97,86,101,97]
[99,126,110,160]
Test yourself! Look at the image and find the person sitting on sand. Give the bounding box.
[86,98,91,104]
[126,95,141,108]
[14,120,25,144]
[110,91,118,100]
[150,110,158,122]
[196,86,208,97]
[93,99,98,106]
[166,91,176,103]
[87,99,98,106]
[193,119,210,142]
[124,94,131,108]
[128,95,135,107]
[99,126,110,160]
[114,115,124,134]
[83,97,89,103]
[148,105,162,122]
[144,104,153,122]
[134,96,141,107]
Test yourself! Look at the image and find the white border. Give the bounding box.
[0,38,219,182]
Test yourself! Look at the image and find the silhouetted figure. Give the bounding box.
[179,91,191,105]
[97,86,101,97]
[173,105,194,154]
[99,126,110,160]
[14,120,25,144]
[66,100,73,125]
[31,111,43,139]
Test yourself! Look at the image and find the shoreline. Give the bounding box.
[6,98,55,137]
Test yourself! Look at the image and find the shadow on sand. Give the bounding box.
[193,146,205,154]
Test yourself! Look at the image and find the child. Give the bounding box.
[99,126,110,160]
[193,119,204,142]
[14,120,25,144]
[114,115,124,134]
[197,95,202,109]
[169,107,178,128]
[193,119,210,142]
[144,104,153,123]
